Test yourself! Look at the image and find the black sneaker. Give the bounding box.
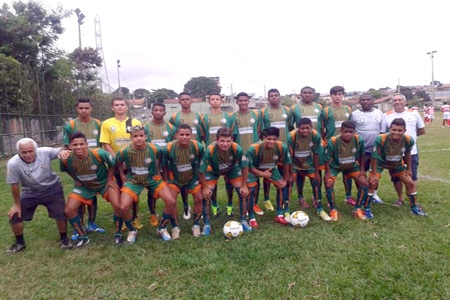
[6,242,26,254]
[114,234,124,245]
[75,237,90,248]
[60,238,73,250]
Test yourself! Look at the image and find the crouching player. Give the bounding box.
[369,118,428,216]
[116,126,178,242]
[61,132,122,247]
[247,127,292,225]
[288,118,331,221]
[198,128,250,232]
[324,121,370,221]
[163,124,209,237]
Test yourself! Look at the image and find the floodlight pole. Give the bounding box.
[427,51,437,106]
[117,59,121,95]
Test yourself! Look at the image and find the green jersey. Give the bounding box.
[287,129,322,171]
[144,121,176,147]
[372,133,414,170]
[116,143,161,186]
[291,102,323,132]
[60,148,114,191]
[201,112,235,146]
[320,105,352,141]
[199,142,248,176]
[324,134,364,171]
[261,105,293,144]
[246,141,292,171]
[169,111,203,142]
[63,118,102,148]
[163,140,204,186]
[229,110,262,153]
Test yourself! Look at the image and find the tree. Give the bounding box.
[281,95,295,107]
[183,76,220,99]
[148,88,178,104]
[414,90,431,102]
[133,88,151,99]
[368,88,382,99]
[397,86,413,100]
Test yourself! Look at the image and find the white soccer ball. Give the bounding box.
[223,221,243,238]
[290,211,309,227]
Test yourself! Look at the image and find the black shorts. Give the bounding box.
[20,183,66,222]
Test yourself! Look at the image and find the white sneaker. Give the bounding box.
[127,230,138,244]
[318,210,332,221]
[192,225,201,238]
[183,206,192,220]
[372,194,383,204]
[171,226,180,240]
[157,228,171,241]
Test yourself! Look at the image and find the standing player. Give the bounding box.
[350,93,384,211]
[6,138,72,254]
[323,121,370,221]
[247,127,292,225]
[144,103,176,227]
[229,92,264,215]
[198,128,250,231]
[320,86,355,206]
[61,132,122,246]
[370,118,428,216]
[288,118,331,221]
[381,94,425,206]
[201,93,236,218]
[163,124,208,237]
[424,104,435,125]
[116,126,178,242]
[63,98,105,240]
[441,102,450,128]
[99,96,143,229]
[169,92,204,142]
[291,86,324,208]
[260,89,293,212]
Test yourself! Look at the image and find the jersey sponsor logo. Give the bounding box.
[144,157,152,164]
[282,114,287,119]
[219,163,230,170]
[191,128,197,135]
[221,118,227,124]
[131,167,149,175]
[339,157,355,164]
[335,121,343,128]
[314,108,320,114]
[90,165,98,171]
[77,174,97,181]
[306,115,318,123]
[115,138,131,145]
[189,154,195,160]
[93,129,99,136]
[271,121,285,129]
[259,163,275,169]
[386,155,402,161]
[152,140,166,147]
[352,147,357,153]
[73,188,82,194]
[110,126,117,132]
[295,150,311,158]
[273,155,279,160]
[194,119,199,125]
[209,126,222,134]
[239,127,253,134]
[163,131,169,137]
[87,139,97,147]
[250,118,255,124]
[177,164,192,172]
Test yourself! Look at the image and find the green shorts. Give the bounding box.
[204,165,242,186]
[248,167,282,187]
[69,184,108,204]
[328,164,361,181]
[121,175,166,202]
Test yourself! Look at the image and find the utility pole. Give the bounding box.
[427,51,437,106]
[117,59,121,95]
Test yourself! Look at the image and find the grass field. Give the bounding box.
[0,115,449,299]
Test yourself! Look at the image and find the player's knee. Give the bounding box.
[9,214,23,225]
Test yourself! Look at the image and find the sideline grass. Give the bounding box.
[0,116,449,299]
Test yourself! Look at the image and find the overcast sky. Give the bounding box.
[18,0,450,96]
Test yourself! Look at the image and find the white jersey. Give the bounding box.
[6,147,62,198]
[381,109,425,155]
[350,108,383,154]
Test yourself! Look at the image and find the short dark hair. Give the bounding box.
[235,92,249,100]
[298,118,312,127]
[390,118,406,128]
[341,120,355,130]
[216,127,232,138]
[111,96,127,106]
[209,93,222,99]
[177,123,192,133]
[300,86,314,93]
[359,93,373,100]
[76,98,92,107]
[179,92,191,98]
[69,131,87,143]
[152,103,166,110]
[268,88,280,96]
[330,86,345,95]
[263,127,280,138]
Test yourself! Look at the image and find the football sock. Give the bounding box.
[365,193,373,210]
[202,199,210,225]
[226,182,233,207]
[326,187,336,210]
[16,234,25,244]
[296,173,305,199]
[124,218,136,231]
[247,187,255,220]
[159,212,171,229]
[113,215,123,234]
[88,196,98,223]
[408,192,418,207]
[355,186,368,208]
[345,176,353,198]
[263,180,270,201]
[147,194,156,215]
[69,215,86,236]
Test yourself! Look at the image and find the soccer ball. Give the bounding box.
[290,211,309,227]
[223,221,243,238]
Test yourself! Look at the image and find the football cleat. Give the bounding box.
[264,200,274,211]
[329,209,340,221]
[249,219,259,228]
[364,209,375,219]
[114,234,124,245]
[85,223,106,233]
[171,227,180,240]
[253,204,264,216]
[411,207,428,216]
[202,225,211,236]
[345,197,357,206]
[157,228,171,241]
[353,208,367,220]
[127,230,138,244]
[298,198,309,209]
[183,206,192,220]
[149,214,159,227]
[372,195,384,204]
[60,238,73,250]
[192,225,201,238]
[318,210,331,221]
[75,236,90,248]
[132,218,144,230]
[6,242,26,254]
[274,215,289,225]
[241,220,253,232]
